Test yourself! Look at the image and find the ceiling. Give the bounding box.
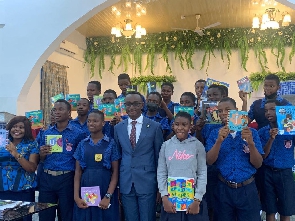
[76,0,295,37]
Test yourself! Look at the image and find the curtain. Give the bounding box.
[40,61,69,126]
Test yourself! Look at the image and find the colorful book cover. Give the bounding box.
[114,97,127,116]
[46,135,63,152]
[98,104,118,121]
[51,93,65,106]
[278,81,295,95]
[167,177,195,211]
[227,110,248,131]
[0,127,8,150]
[174,106,194,118]
[25,110,44,129]
[126,85,137,92]
[93,95,103,110]
[65,94,80,111]
[147,81,157,94]
[202,101,221,124]
[237,76,253,93]
[203,78,230,98]
[276,106,295,135]
[81,186,101,206]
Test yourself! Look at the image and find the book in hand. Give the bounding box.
[65,94,80,111]
[98,104,118,121]
[167,177,195,211]
[0,126,8,150]
[93,95,103,109]
[114,97,127,116]
[46,135,63,152]
[51,93,65,106]
[203,78,230,98]
[202,101,222,124]
[276,106,295,135]
[25,110,44,129]
[81,186,101,206]
[237,76,253,93]
[147,81,157,94]
[227,110,248,131]
[174,106,194,118]
[126,85,137,92]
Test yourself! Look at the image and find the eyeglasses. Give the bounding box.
[124,102,143,107]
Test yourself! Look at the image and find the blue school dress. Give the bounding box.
[74,136,121,221]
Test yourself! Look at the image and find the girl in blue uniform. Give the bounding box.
[73,110,121,221]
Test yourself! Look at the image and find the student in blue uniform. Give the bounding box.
[206,97,264,221]
[70,98,91,136]
[194,79,206,112]
[87,81,101,110]
[73,110,121,221]
[244,74,292,130]
[0,116,39,221]
[258,99,295,221]
[38,99,86,221]
[144,92,171,139]
[160,82,179,119]
[101,89,122,138]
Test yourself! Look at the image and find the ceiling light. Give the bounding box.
[111,19,146,38]
[283,13,291,23]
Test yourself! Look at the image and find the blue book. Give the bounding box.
[51,93,65,106]
[278,81,295,95]
[65,94,80,111]
[202,101,221,124]
[276,106,295,135]
[237,76,253,93]
[174,106,194,118]
[147,82,157,94]
[0,124,8,150]
[227,110,248,131]
[203,78,230,98]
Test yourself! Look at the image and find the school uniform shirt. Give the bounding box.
[73,135,121,170]
[39,123,86,171]
[0,140,39,191]
[143,112,170,132]
[70,117,90,136]
[157,135,207,201]
[258,125,295,169]
[102,122,114,139]
[201,123,223,143]
[206,127,264,183]
[248,96,292,130]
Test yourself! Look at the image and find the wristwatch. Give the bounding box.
[105,193,112,199]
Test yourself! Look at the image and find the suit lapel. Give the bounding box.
[135,117,148,148]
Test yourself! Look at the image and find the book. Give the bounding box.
[276,106,295,135]
[174,106,194,118]
[167,177,195,211]
[98,104,118,121]
[202,101,221,124]
[93,95,103,109]
[65,94,80,111]
[46,135,63,152]
[0,125,8,150]
[203,78,230,98]
[147,81,157,94]
[25,110,44,129]
[81,186,101,206]
[126,85,137,92]
[114,97,127,116]
[278,81,295,95]
[237,76,253,93]
[227,110,248,131]
[51,93,65,106]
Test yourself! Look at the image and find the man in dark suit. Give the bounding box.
[114,91,164,221]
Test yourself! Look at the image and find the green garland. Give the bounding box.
[130,75,176,93]
[85,25,295,78]
[249,72,295,91]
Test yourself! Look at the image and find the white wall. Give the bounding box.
[0,0,119,115]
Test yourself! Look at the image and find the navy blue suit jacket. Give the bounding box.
[114,116,164,194]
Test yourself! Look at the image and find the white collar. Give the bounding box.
[128,115,143,124]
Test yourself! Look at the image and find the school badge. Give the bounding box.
[95,154,103,162]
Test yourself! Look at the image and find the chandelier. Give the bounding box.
[111,0,149,38]
[252,8,291,29]
[111,19,146,38]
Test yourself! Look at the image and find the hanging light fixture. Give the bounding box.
[252,8,292,29]
[111,19,147,38]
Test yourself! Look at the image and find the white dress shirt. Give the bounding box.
[127,115,143,143]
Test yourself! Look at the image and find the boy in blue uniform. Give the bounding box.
[87,81,101,110]
[70,98,90,136]
[242,74,292,130]
[38,99,86,221]
[160,82,179,120]
[206,97,264,221]
[258,99,295,221]
[194,79,206,111]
